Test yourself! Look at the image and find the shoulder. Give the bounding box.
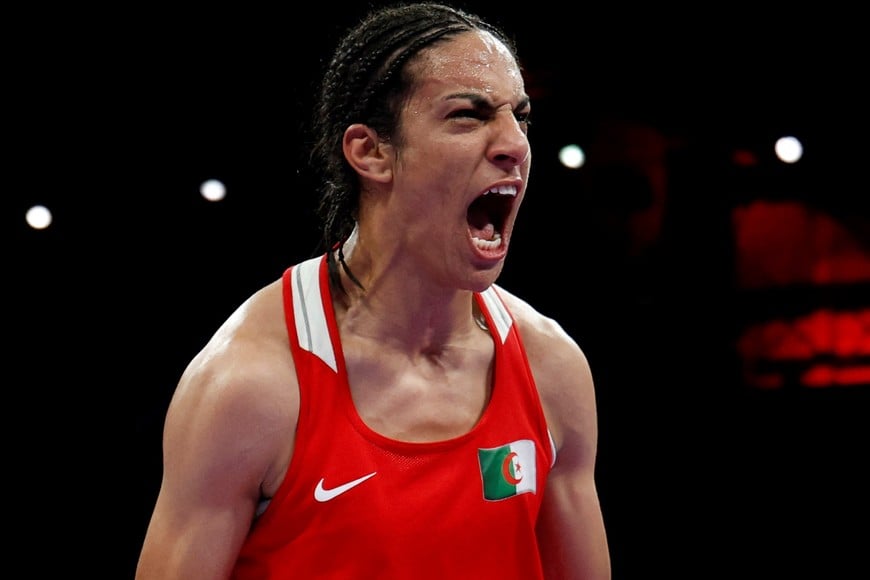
[491,284,596,450]
[491,283,590,373]
[165,276,298,492]
[179,276,293,399]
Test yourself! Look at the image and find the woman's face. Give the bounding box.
[384,30,532,291]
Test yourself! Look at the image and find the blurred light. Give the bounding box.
[558,144,586,169]
[774,135,803,164]
[732,148,758,167]
[26,204,52,230]
[200,178,227,202]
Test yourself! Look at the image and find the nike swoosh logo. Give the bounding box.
[314,471,377,502]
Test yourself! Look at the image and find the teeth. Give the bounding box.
[473,232,502,250]
[483,185,517,196]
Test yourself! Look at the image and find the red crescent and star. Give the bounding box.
[501,451,523,485]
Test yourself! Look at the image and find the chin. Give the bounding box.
[465,263,504,293]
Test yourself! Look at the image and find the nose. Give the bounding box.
[488,112,530,169]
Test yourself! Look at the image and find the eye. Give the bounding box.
[515,111,532,132]
[449,108,485,120]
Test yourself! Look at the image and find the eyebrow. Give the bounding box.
[445,92,531,111]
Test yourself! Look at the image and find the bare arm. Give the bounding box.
[501,289,611,579]
[136,285,297,579]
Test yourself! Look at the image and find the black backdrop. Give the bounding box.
[9,2,868,577]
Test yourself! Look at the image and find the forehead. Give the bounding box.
[411,30,525,98]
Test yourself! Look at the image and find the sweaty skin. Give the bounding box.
[135,28,610,580]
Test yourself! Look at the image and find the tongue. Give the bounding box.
[472,223,496,241]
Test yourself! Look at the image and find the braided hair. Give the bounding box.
[308,2,519,255]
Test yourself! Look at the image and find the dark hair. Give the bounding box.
[309,2,518,253]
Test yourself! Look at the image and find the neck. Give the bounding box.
[328,223,488,351]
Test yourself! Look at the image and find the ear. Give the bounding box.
[342,123,393,183]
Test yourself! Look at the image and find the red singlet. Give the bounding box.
[231,254,555,579]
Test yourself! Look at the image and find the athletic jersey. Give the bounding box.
[231,254,555,579]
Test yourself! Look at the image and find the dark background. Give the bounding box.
[9,2,868,578]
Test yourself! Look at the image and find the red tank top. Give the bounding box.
[231,254,555,579]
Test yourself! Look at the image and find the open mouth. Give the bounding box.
[467,185,517,250]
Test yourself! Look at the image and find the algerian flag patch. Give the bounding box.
[478,439,537,501]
